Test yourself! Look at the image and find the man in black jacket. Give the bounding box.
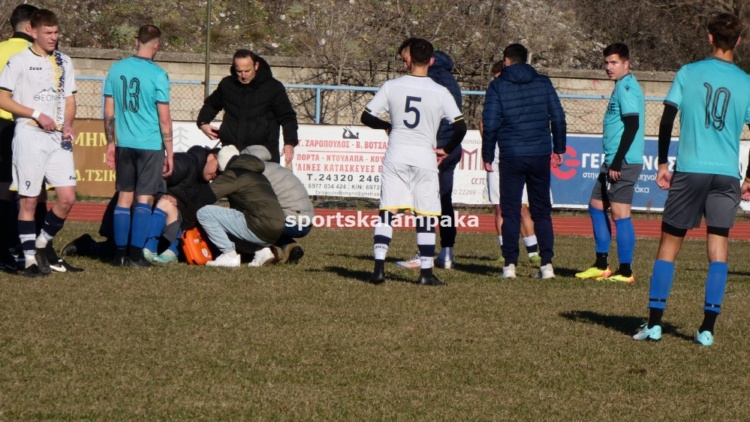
[196,49,299,165]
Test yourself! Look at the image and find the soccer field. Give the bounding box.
[2,222,750,420]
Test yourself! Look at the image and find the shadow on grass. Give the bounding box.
[559,310,693,341]
[313,266,417,284]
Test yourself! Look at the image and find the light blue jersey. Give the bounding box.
[665,57,750,178]
[103,56,170,150]
[602,73,645,165]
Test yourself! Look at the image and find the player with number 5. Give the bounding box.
[360,37,466,286]
[103,24,174,268]
[633,12,750,346]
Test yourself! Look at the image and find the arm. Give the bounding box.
[104,96,116,170]
[743,146,750,201]
[271,84,299,147]
[157,102,174,177]
[439,119,467,155]
[656,103,678,190]
[360,110,392,131]
[607,115,639,180]
[62,95,76,141]
[547,82,567,155]
[196,83,224,140]
[481,82,501,165]
[0,91,57,131]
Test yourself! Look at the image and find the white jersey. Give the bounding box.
[0,47,77,131]
[365,75,463,170]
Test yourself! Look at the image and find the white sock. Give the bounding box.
[523,235,537,248]
[497,236,503,248]
[35,231,53,249]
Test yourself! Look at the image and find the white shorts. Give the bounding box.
[11,126,76,196]
[379,162,441,216]
[485,156,528,205]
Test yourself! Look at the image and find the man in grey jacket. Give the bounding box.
[240,145,313,265]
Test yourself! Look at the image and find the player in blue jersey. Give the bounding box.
[103,24,174,267]
[576,43,644,283]
[633,13,750,346]
[361,38,467,286]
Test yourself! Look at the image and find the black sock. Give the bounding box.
[595,252,609,269]
[374,259,384,272]
[699,311,718,334]
[129,247,143,261]
[618,263,632,277]
[647,308,664,328]
[420,268,433,278]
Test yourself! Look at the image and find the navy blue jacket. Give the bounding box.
[481,63,566,163]
[428,51,462,148]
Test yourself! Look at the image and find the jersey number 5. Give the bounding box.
[120,76,141,113]
[404,96,422,129]
[703,83,729,132]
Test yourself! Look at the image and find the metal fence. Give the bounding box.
[74,77,750,139]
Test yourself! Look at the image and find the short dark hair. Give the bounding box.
[407,38,434,65]
[136,24,161,44]
[503,43,528,65]
[397,37,419,56]
[232,48,259,64]
[490,60,504,75]
[603,43,630,60]
[10,4,38,29]
[29,9,58,29]
[707,12,743,51]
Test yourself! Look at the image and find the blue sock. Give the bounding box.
[614,217,635,264]
[113,206,131,250]
[144,208,167,253]
[130,203,152,249]
[648,260,675,310]
[704,262,728,313]
[589,206,611,254]
[167,229,181,256]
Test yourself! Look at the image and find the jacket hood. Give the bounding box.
[244,145,272,162]
[227,154,265,173]
[500,63,538,85]
[187,145,210,170]
[431,50,454,72]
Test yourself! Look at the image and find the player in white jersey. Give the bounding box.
[361,38,466,286]
[0,9,79,277]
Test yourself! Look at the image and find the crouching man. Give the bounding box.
[197,146,285,267]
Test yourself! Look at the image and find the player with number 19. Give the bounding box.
[633,12,750,346]
[103,24,174,267]
[360,37,466,286]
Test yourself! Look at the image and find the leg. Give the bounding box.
[610,201,635,279]
[520,201,539,263]
[499,158,525,268]
[524,156,554,266]
[196,205,252,268]
[415,214,442,285]
[370,210,394,284]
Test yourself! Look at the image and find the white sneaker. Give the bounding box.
[206,251,241,267]
[502,263,516,279]
[248,247,278,267]
[435,247,454,269]
[535,263,555,279]
[395,252,421,269]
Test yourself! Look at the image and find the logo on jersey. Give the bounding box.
[34,88,60,102]
[29,66,42,71]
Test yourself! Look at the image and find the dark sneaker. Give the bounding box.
[61,234,96,257]
[35,248,52,275]
[24,264,48,278]
[285,245,304,264]
[126,257,153,268]
[111,255,129,267]
[417,274,445,286]
[367,267,385,285]
[49,259,84,273]
[1,251,18,274]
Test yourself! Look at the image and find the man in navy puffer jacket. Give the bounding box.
[482,43,566,279]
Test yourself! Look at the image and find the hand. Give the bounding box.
[435,147,448,166]
[161,194,178,208]
[550,153,563,168]
[608,169,621,182]
[37,113,57,131]
[163,154,174,178]
[483,162,494,172]
[106,143,116,170]
[656,166,671,190]
[742,180,750,201]
[284,144,295,165]
[200,124,220,140]
[62,125,75,142]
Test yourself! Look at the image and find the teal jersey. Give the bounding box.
[602,73,645,165]
[103,56,170,150]
[665,57,750,178]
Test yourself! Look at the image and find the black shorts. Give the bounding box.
[590,163,641,204]
[0,118,14,183]
[662,172,740,230]
[115,147,166,196]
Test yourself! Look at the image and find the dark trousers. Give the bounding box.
[438,147,462,248]
[499,155,554,265]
